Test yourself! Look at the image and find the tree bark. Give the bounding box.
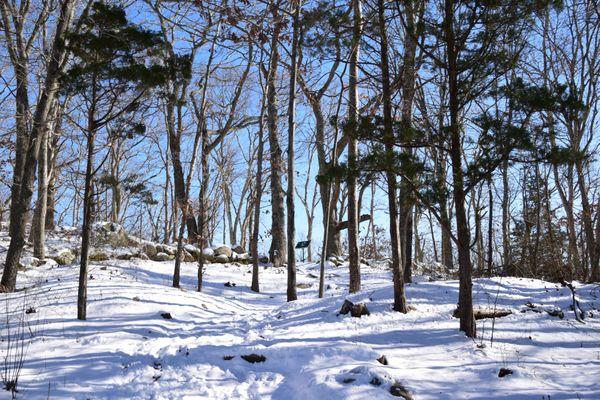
[31,123,49,260]
[347,0,362,294]
[576,161,600,281]
[78,108,97,320]
[286,0,301,302]
[378,0,407,312]
[399,0,420,284]
[251,101,266,293]
[444,0,475,337]
[1,0,77,292]
[267,2,287,268]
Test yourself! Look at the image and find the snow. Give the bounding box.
[1,240,599,399]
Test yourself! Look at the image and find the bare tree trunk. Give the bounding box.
[445,0,475,337]
[486,177,494,276]
[267,2,287,268]
[369,181,378,259]
[31,124,49,260]
[378,0,407,312]
[473,186,484,276]
[251,95,266,293]
[78,113,96,320]
[168,114,198,239]
[399,0,421,284]
[45,173,56,231]
[45,112,61,232]
[286,0,301,302]
[197,131,209,292]
[8,62,30,236]
[163,141,171,243]
[347,0,362,293]
[501,159,511,269]
[1,0,77,292]
[576,161,599,281]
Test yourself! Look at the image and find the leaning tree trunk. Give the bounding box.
[1,0,77,292]
[7,62,30,235]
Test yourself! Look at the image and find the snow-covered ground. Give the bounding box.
[1,240,599,399]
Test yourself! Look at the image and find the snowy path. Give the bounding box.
[1,257,599,399]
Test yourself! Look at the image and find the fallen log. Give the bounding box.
[453,308,512,320]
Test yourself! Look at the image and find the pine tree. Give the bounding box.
[61,1,168,320]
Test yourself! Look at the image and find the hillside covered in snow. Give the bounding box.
[1,229,599,400]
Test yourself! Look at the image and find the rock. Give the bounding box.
[525,301,536,309]
[136,253,149,260]
[377,355,388,365]
[370,377,382,386]
[213,245,232,258]
[390,383,413,399]
[546,308,564,319]
[25,307,36,314]
[92,222,133,247]
[350,303,370,318]
[259,255,269,263]
[184,244,202,260]
[241,354,266,363]
[160,312,172,319]
[116,252,136,260]
[328,256,342,266]
[224,281,236,287]
[200,248,215,263]
[223,355,235,360]
[156,244,176,256]
[498,368,513,378]
[296,283,312,289]
[201,254,215,263]
[339,299,370,317]
[183,250,195,262]
[215,254,229,263]
[52,248,76,265]
[19,256,41,269]
[340,299,354,315]
[89,250,110,261]
[237,253,250,263]
[342,378,356,384]
[142,243,158,258]
[232,245,245,254]
[153,252,172,262]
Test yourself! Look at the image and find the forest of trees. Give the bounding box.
[0,0,599,338]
